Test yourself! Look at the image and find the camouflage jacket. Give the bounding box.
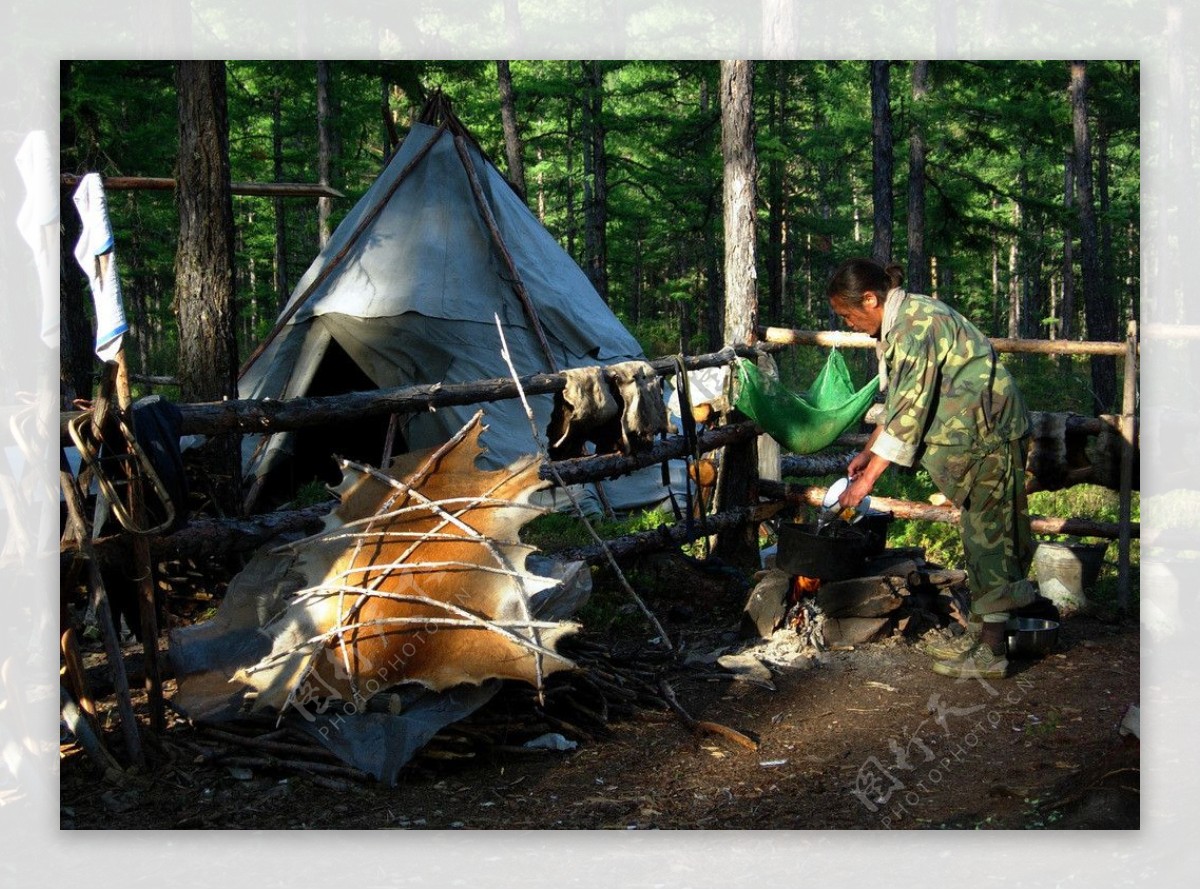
[872,291,1029,467]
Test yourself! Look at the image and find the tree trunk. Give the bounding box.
[906,60,930,295]
[125,225,151,376]
[700,76,723,352]
[705,221,723,352]
[721,60,759,347]
[316,60,335,250]
[1060,150,1075,340]
[766,63,785,326]
[630,227,644,326]
[869,60,894,264]
[1008,201,1020,338]
[174,60,241,514]
[1098,121,1115,331]
[581,61,608,299]
[565,100,576,258]
[535,145,546,222]
[496,60,528,201]
[1016,162,1041,340]
[714,59,760,570]
[1070,61,1116,414]
[380,76,400,155]
[271,87,289,310]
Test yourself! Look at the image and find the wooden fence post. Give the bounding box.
[1117,319,1138,611]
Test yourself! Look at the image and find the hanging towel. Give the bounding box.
[72,173,128,361]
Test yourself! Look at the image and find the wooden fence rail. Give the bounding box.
[63,329,1139,606]
[759,325,1131,357]
[61,345,763,443]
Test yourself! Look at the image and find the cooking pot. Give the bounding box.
[777,521,873,581]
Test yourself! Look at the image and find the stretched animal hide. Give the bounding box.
[178,412,578,721]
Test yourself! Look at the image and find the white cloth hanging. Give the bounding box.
[72,173,128,361]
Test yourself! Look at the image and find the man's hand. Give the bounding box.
[839,472,875,510]
[846,449,872,479]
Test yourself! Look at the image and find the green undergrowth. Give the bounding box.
[522,507,687,638]
[521,507,675,553]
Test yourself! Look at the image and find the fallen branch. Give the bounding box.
[196,726,341,761]
[657,678,758,752]
[213,754,371,782]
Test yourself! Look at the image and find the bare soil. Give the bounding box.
[60,577,1139,831]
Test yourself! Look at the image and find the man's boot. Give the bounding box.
[919,616,982,660]
[931,617,1010,679]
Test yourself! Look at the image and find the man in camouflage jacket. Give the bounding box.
[828,258,1037,679]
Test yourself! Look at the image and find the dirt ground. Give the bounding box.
[60,569,1140,831]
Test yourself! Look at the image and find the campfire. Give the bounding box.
[743,513,968,647]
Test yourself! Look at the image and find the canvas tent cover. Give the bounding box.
[240,119,668,509]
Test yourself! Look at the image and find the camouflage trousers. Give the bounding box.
[922,437,1037,617]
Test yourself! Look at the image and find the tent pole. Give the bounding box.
[454,135,622,515]
[238,121,451,380]
[452,135,559,374]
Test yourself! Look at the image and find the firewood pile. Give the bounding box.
[162,635,758,787]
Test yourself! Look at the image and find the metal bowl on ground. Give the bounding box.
[1007,617,1060,657]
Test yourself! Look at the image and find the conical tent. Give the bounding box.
[238,100,667,510]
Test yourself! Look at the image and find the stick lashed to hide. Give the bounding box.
[492,315,673,648]
[228,412,578,715]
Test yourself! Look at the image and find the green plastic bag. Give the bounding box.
[734,351,879,455]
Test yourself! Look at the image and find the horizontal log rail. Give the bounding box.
[63,496,787,571]
[65,477,1134,578]
[543,421,758,484]
[60,333,1136,581]
[61,173,344,200]
[758,480,1137,541]
[61,501,334,571]
[554,502,786,564]
[759,325,1131,357]
[61,345,774,443]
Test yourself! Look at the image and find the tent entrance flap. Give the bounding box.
[733,352,879,455]
[257,337,395,501]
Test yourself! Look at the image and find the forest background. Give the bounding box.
[58,59,1140,426]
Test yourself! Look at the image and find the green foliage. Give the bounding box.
[62,59,1138,391]
[520,507,679,636]
[291,479,334,508]
[521,506,674,553]
[871,469,965,568]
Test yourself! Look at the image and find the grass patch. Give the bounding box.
[521,507,682,635]
[520,507,676,553]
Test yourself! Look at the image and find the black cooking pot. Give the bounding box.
[856,509,894,555]
[777,521,873,581]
